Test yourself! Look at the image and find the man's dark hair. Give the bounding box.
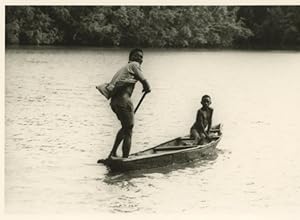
[129,48,143,60]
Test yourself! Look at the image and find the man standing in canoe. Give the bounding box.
[97,48,151,159]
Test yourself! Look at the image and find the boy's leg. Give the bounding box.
[190,128,201,144]
[199,133,207,144]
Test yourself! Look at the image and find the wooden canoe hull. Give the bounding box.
[105,138,221,172]
[102,124,222,172]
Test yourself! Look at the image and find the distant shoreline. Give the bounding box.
[5,44,300,52]
[6,6,300,51]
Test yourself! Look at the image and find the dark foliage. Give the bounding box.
[237,6,300,49]
[5,6,300,49]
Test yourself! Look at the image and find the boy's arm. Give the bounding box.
[196,110,201,124]
[198,111,210,138]
[207,108,213,132]
[130,62,151,93]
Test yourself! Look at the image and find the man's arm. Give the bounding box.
[141,79,151,93]
[129,62,151,93]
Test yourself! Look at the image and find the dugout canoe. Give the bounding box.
[99,124,222,172]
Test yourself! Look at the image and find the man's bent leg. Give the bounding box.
[109,128,124,157]
[122,125,133,158]
[112,96,134,158]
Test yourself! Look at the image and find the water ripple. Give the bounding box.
[5,48,300,214]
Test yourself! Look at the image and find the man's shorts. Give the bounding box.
[110,95,134,129]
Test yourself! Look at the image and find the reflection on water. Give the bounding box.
[5,47,300,214]
[100,152,219,213]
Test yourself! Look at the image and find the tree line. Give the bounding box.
[5,6,300,49]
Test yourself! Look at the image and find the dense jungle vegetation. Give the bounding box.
[5,6,300,49]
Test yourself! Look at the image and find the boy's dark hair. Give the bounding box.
[201,95,211,104]
[129,48,143,60]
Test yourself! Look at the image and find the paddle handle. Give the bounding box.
[134,92,147,114]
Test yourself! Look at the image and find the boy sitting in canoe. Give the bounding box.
[190,95,214,144]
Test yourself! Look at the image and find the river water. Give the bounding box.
[5,47,300,215]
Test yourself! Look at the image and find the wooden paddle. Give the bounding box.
[134,92,147,113]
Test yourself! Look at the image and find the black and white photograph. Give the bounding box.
[3,1,300,217]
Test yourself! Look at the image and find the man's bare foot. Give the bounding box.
[97,159,106,163]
